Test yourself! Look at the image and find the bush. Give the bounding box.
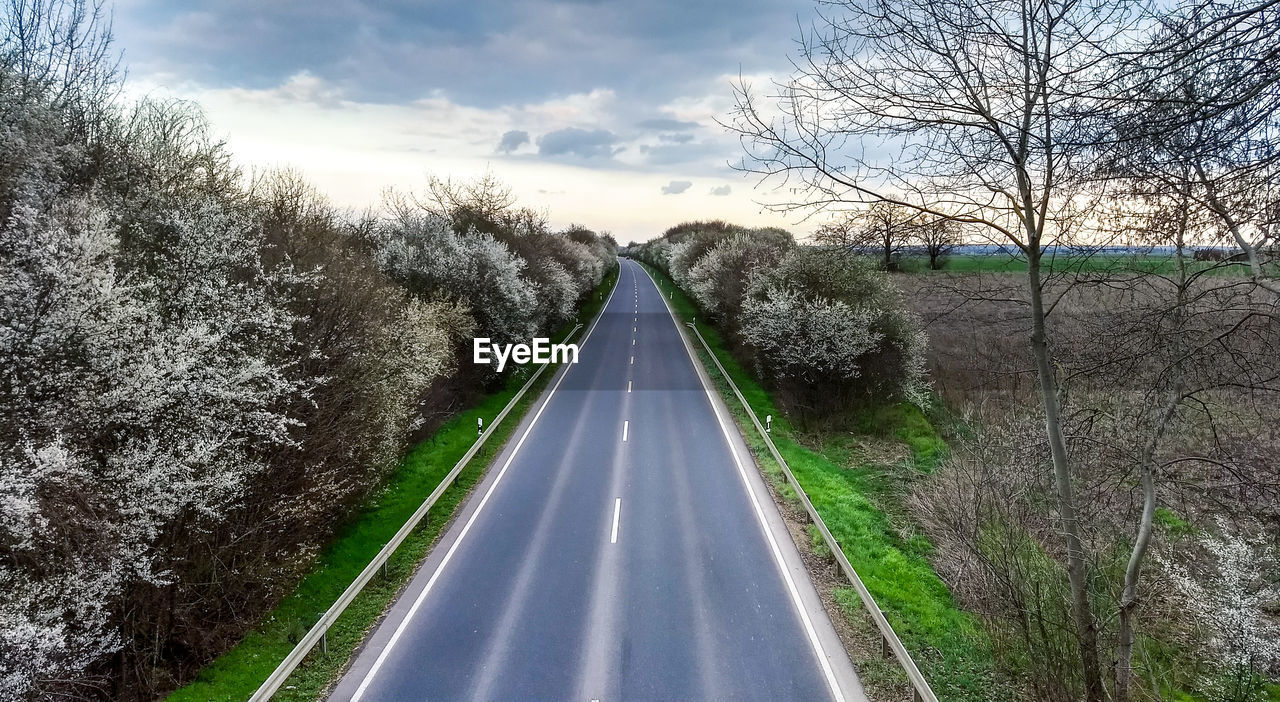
[0,8,613,695]
[739,247,928,415]
[630,223,925,419]
[378,211,538,349]
[686,229,793,328]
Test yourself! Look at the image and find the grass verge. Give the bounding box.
[638,262,1012,702]
[169,264,618,702]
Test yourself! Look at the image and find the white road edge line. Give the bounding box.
[622,420,629,442]
[610,498,621,543]
[349,265,623,702]
[637,263,848,702]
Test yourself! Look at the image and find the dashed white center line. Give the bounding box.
[632,339,635,346]
[622,420,629,442]
[610,498,621,543]
[630,356,634,365]
[627,380,632,392]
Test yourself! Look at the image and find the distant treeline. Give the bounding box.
[0,3,614,699]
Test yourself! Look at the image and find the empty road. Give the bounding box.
[329,258,865,701]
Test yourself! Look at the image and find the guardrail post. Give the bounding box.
[321,629,328,655]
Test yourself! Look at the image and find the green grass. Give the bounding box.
[640,263,1012,701]
[169,264,618,702]
[911,252,1273,276]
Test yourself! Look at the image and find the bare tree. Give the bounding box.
[1107,0,1280,296]
[915,215,960,270]
[1098,5,1280,697]
[814,202,918,270]
[726,0,1144,695]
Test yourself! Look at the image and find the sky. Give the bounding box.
[110,0,822,242]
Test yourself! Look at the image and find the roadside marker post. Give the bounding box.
[477,417,484,437]
[766,415,772,434]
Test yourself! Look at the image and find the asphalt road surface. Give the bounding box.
[329,258,866,701]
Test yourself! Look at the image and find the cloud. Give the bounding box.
[637,140,729,166]
[661,180,693,195]
[496,129,530,153]
[658,132,695,144]
[113,1,816,109]
[537,127,620,159]
[709,185,732,196]
[637,118,701,131]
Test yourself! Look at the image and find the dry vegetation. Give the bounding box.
[900,270,1280,700]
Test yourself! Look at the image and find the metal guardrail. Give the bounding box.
[249,322,584,701]
[681,320,938,702]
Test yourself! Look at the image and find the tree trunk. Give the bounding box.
[1117,195,1191,701]
[1194,162,1280,296]
[1115,401,1172,702]
[1027,255,1108,702]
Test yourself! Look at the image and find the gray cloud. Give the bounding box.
[537,127,620,159]
[638,118,701,131]
[709,185,732,196]
[658,132,695,144]
[639,140,729,167]
[114,1,816,109]
[661,180,693,195]
[496,129,530,153]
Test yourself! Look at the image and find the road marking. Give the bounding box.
[637,264,848,702]
[630,356,634,365]
[628,380,632,393]
[632,338,635,346]
[348,264,622,702]
[622,420,629,442]
[633,326,637,332]
[610,498,621,543]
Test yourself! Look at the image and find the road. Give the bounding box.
[329,258,865,701]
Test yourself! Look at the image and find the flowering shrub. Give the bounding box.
[379,212,539,348]
[687,229,793,325]
[0,12,614,694]
[1164,523,1280,700]
[630,224,927,416]
[741,247,928,410]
